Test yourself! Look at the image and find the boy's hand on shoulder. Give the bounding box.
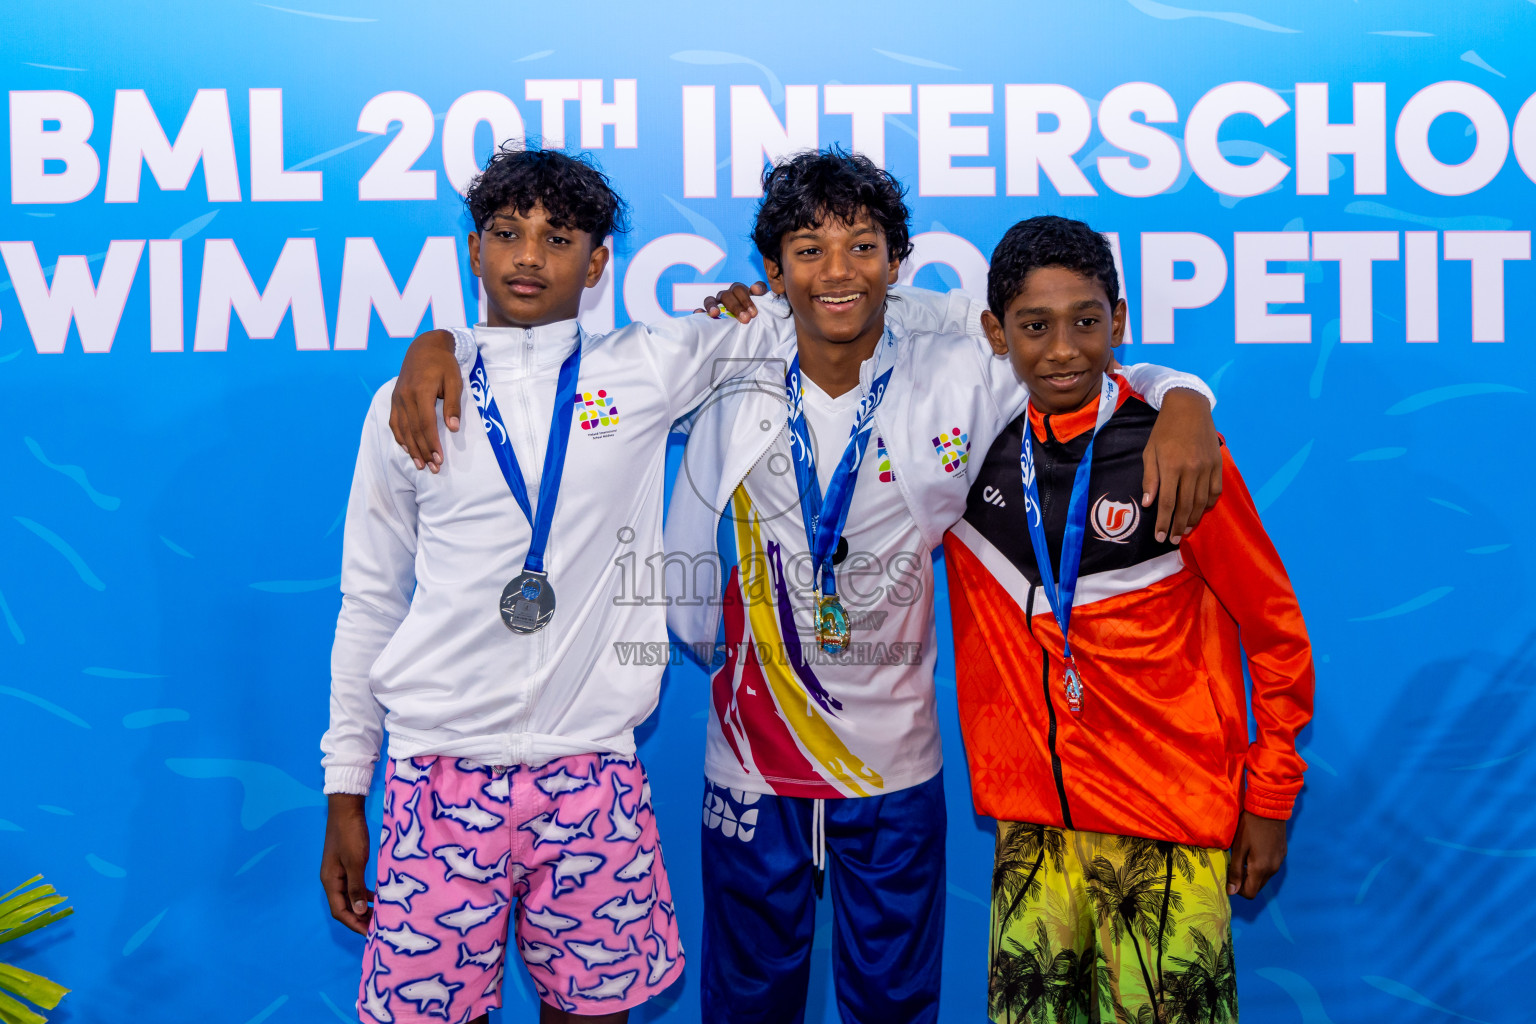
[695,281,768,322]
[1143,387,1223,544]
[320,793,374,935]
[1227,810,1286,899]
[390,329,462,474]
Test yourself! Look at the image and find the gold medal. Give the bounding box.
[816,594,852,654]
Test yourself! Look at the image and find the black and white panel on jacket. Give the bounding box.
[959,394,1180,596]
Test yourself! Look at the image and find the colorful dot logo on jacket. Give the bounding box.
[932,427,970,472]
[877,436,895,482]
[576,389,620,430]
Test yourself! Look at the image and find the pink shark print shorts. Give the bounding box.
[356,753,683,1022]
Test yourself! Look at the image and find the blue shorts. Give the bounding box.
[699,772,946,1024]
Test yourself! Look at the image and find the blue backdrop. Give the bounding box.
[3,2,1534,1021]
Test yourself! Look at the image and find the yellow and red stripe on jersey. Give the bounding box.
[710,486,885,798]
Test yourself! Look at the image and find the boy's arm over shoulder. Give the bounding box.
[886,287,1002,395]
[886,284,981,337]
[1135,375,1222,546]
[389,327,473,473]
[883,284,1225,543]
[322,383,420,797]
[710,282,975,337]
[1179,447,1315,822]
[885,286,1015,458]
[1117,361,1215,411]
[636,302,793,419]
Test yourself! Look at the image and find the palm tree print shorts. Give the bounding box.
[988,822,1237,1024]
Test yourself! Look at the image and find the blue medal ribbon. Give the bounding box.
[468,330,583,576]
[783,329,897,598]
[1018,375,1119,685]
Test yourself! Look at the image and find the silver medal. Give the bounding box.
[501,570,556,633]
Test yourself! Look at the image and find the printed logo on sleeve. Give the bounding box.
[1091,494,1141,543]
[932,427,970,474]
[575,389,620,439]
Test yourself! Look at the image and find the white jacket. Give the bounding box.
[321,313,784,794]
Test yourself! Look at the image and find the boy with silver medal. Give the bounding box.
[321,147,792,1024]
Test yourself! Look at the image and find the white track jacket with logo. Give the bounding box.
[321,314,785,795]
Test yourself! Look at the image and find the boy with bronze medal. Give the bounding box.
[947,217,1315,1023]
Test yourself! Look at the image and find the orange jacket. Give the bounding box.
[944,380,1313,849]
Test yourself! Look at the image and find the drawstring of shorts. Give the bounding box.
[811,798,826,897]
[811,798,826,871]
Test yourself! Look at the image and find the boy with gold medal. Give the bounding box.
[667,153,1221,1023]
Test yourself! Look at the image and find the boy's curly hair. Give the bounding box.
[751,147,913,265]
[464,144,629,242]
[987,216,1120,318]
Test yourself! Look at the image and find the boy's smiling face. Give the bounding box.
[982,265,1126,415]
[764,210,900,348]
[468,202,608,328]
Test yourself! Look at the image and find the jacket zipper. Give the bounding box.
[512,327,548,763]
[728,364,795,496]
[1026,504,1073,829]
[727,422,786,577]
[738,423,783,491]
[699,368,789,661]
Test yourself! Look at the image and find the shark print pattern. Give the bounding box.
[358,753,683,1021]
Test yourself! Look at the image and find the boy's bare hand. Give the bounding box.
[1143,388,1223,544]
[389,329,462,473]
[320,793,374,935]
[695,281,768,322]
[1227,810,1286,899]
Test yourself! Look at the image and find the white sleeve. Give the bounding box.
[887,285,1028,426]
[886,286,1217,414]
[1118,363,1216,410]
[641,286,984,418]
[635,305,794,418]
[321,385,419,795]
[886,285,983,337]
[451,327,476,367]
